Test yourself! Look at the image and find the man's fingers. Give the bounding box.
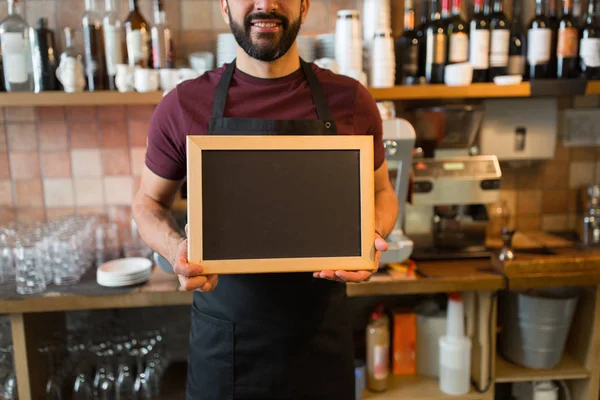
[375,237,388,252]
[179,275,208,291]
[334,270,373,282]
[173,259,204,277]
[314,270,344,282]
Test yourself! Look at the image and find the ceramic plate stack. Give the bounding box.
[369,29,395,88]
[297,35,316,62]
[316,34,335,59]
[217,33,238,67]
[97,257,153,287]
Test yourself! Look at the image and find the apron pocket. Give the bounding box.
[187,305,234,400]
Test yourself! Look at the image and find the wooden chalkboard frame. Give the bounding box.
[186,135,375,274]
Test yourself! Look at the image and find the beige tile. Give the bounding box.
[71,149,103,177]
[43,178,75,208]
[98,106,127,121]
[569,161,596,189]
[14,180,44,208]
[16,208,46,223]
[211,0,229,31]
[130,147,147,176]
[554,137,570,162]
[0,153,9,179]
[569,147,597,162]
[541,161,570,190]
[0,180,13,207]
[104,176,134,205]
[127,105,156,120]
[541,214,570,232]
[129,120,150,147]
[303,0,328,32]
[70,121,99,148]
[38,106,66,122]
[68,106,97,121]
[9,152,41,180]
[542,190,569,214]
[74,178,104,207]
[39,122,69,151]
[180,0,213,31]
[573,95,600,108]
[516,215,542,232]
[0,125,6,152]
[103,148,131,175]
[5,106,36,122]
[100,121,129,147]
[516,164,544,189]
[7,123,38,151]
[41,151,72,178]
[517,190,543,215]
[26,0,58,32]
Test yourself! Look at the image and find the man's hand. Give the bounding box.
[173,225,218,292]
[313,232,388,283]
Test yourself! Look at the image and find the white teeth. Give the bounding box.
[254,22,278,27]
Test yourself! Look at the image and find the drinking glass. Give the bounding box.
[14,239,47,295]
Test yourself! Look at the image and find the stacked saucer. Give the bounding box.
[217,33,238,67]
[97,257,153,287]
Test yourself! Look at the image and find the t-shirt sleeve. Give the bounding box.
[353,84,385,170]
[145,88,188,181]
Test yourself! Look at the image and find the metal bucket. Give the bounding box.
[499,287,580,369]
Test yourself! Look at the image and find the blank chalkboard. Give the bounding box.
[186,136,375,274]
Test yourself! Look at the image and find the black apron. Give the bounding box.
[185,59,356,400]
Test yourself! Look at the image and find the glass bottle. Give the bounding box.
[35,17,59,91]
[579,0,599,80]
[469,0,490,81]
[416,0,429,81]
[489,0,511,80]
[125,0,150,68]
[103,0,124,91]
[547,0,559,78]
[395,0,421,84]
[583,185,600,247]
[508,0,526,76]
[83,0,106,91]
[151,0,175,69]
[557,0,580,78]
[425,0,447,83]
[0,0,36,92]
[527,0,553,79]
[446,0,470,66]
[366,311,389,392]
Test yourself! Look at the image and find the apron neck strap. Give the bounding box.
[210,58,334,122]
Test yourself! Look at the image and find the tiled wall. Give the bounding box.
[0,105,150,224]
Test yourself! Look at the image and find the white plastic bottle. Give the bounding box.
[439,292,472,395]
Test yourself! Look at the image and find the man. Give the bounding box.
[132,0,399,399]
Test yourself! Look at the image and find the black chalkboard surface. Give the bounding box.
[186,136,375,274]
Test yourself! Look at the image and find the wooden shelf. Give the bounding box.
[495,353,590,383]
[0,80,596,107]
[363,374,483,400]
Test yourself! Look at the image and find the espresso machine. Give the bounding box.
[403,105,503,260]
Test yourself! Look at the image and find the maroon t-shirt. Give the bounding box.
[145,63,385,181]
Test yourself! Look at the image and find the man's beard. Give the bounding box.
[228,9,302,62]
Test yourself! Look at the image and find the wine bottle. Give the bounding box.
[396,0,421,84]
[547,0,559,77]
[151,0,175,69]
[425,0,447,83]
[446,0,470,65]
[469,0,490,81]
[417,0,429,81]
[579,0,599,79]
[83,0,106,91]
[489,0,511,79]
[527,0,552,78]
[103,0,124,91]
[557,0,580,78]
[508,0,526,76]
[125,0,150,68]
[0,0,36,91]
[35,17,59,91]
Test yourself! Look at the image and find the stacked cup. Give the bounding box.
[362,0,392,84]
[369,29,396,88]
[335,10,363,76]
[217,33,238,67]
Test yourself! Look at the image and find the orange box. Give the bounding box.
[393,310,417,375]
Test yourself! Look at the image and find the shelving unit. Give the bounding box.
[0,81,597,107]
[363,375,483,400]
[495,353,590,383]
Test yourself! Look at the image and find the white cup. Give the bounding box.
[178,68,199,83]
[159,68,179,91]
[189,51,214,73]
[115,64,135,92]
[533,381,558,400]
[444,62,473,86]
[134,68,160,92]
